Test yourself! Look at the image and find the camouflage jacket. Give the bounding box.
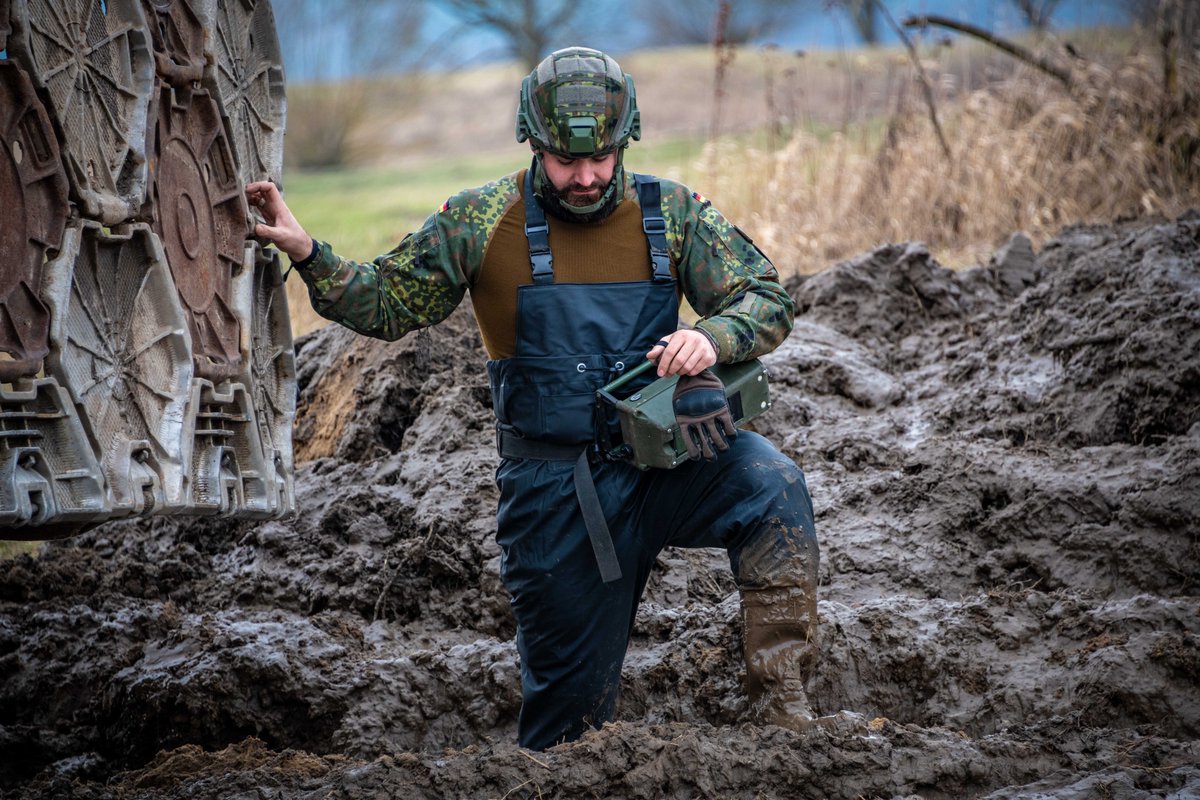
[294,169,793,363]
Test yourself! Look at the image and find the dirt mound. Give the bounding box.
[2,214,1197,798]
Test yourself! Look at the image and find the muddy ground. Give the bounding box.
[2,213,1198,799]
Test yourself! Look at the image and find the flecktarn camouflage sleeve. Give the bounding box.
[660,181,794,363]
[295,174,520,341]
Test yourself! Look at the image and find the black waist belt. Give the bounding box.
[497,431,622,584]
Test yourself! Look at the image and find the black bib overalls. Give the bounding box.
[488,169,819,750]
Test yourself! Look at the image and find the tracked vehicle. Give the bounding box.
[1,0,294,537]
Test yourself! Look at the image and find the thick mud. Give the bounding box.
[2,214,1197,799]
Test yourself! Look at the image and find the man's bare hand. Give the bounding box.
[245,181,313,262]
[646,329,718,377]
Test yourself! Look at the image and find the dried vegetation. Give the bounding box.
[715,28,1200,271]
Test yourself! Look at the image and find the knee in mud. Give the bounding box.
[735,518,820,590]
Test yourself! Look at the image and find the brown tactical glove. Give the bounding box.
[672,369,738,461]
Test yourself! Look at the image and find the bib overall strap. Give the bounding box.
[634,174,673,282]
[573,452,622,583]
[523,164,554,284]
[497,430,623,583]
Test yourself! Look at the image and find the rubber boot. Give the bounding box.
[740,584,821,731]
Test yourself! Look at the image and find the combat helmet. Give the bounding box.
[516,47,641,158]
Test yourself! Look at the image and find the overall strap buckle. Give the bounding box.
[523,162,554,284]
[634,173,673,282]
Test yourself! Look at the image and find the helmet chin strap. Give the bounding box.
[532,150,626,223]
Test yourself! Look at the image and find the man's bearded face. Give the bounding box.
[540,151,618,206]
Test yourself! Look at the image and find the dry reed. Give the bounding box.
[739,46,1200,273]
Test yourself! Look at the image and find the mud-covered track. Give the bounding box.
[0,0,293,536]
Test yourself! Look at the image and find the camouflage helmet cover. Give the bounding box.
[516,47,641,157]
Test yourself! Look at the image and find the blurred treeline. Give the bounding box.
[275,0,1171,169]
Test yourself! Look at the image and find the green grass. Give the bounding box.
[279,127,835,261]
[283,150,529,261]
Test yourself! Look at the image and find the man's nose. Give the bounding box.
[575,161,597,186]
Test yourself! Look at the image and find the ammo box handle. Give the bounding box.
[596,358,658,406]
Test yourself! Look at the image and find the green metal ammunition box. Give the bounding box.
[596,359,771,470]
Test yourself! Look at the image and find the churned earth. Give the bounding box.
[1,213,1197,799]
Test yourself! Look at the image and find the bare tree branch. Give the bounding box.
[877,1,952,160]
[903,14,1074,86]
[441,0,585,69]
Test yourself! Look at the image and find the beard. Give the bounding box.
[539,168,624,224]
[562,183,604,206]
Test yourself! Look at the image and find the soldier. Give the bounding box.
[248,46,831,751]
